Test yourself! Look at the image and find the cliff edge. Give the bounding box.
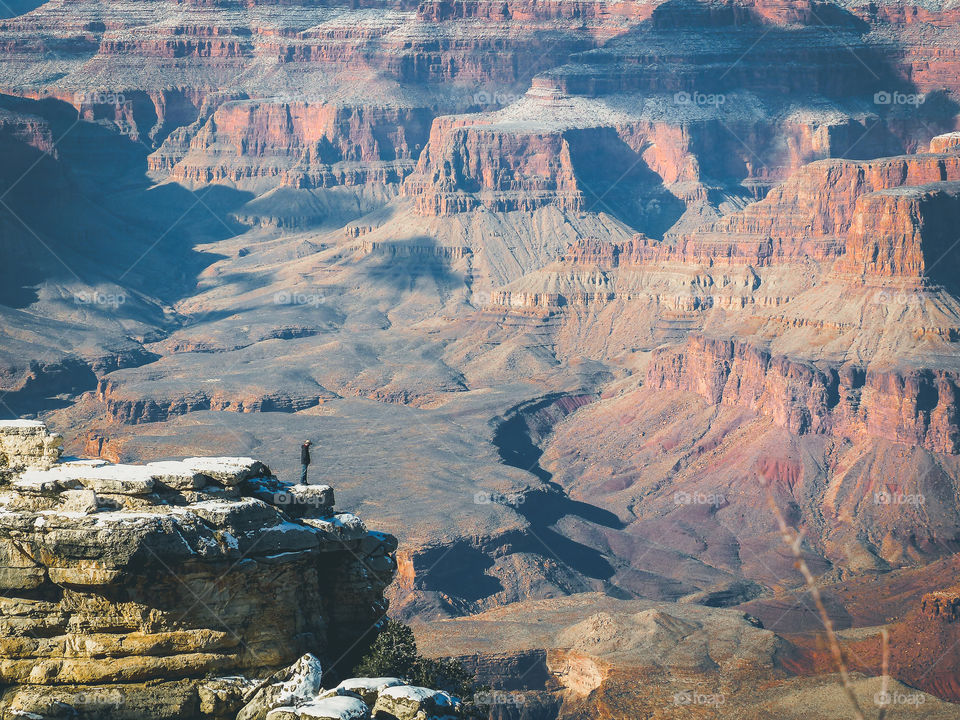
[0,420,399,720]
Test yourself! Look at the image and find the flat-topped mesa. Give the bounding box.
[834,181,960,284]
[405,88,923,221]
[404,118,586,216]
[0,422,398,720]
[647,335,960,453]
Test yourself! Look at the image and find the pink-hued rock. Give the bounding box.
[647,334,960,453]
[836,181,960,280]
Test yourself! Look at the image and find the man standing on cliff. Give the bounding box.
[300,440,312,485]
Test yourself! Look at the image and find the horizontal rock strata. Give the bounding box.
[0,422,398,720]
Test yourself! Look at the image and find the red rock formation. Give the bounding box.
[406,117,584,214]
[167,100,434,188]
[82,430,127,463]
[647,334,960,453]
[835,181,960,281]
[687,154,960,258]
[416,0,658,22]
[0,106,55,156]
[407,97,926,218]
[922,587,960,622]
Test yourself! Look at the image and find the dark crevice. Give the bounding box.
[491,394,625,583]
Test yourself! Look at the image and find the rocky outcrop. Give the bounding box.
[0,105,56,156]
[405,117,585,215]
[647,334,960,453]
[166,101,435,190]
[835,181,960,282]
[930,132,960,153]
[0,423,398,720]
[0,420,62,474]
[922,587,960,623]
[692,153,960,258]
[235,658,459,720]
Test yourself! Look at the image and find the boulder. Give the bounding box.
[183,457,271,486]
[302,513,368,543]
[241,477,335,518]
[332,678,404,706]
[371,686,460,720]
[237,654,324,720]
[266,696,371,720]
[199,676,260,719]
[144,460,208,490]
[59,489,100,515]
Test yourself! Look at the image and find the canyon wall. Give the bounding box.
[164,100,435,189]
[836,181,960,281]
[647,334,960,453]
[708,153,960,242]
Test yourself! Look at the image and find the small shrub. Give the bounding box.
[353,619,478,700]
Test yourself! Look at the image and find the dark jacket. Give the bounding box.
[301,445,311,465]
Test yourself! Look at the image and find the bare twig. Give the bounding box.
[877,628,890,720]
[761,481,865,720]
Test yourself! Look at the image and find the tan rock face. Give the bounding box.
[930,132,960,153]
[0,420,62,473]
[0,426,397,720]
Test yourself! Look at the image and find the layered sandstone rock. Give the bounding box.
[0,0,629,151]
[930,132,960,153]
[647,334,960,453]
[0,423,398,720]
[403,0,955,220]
[405,91,913,221]
[0,419,62,473]
[691,153,960,258]
[835,181,960,281]
[166,100,435,190]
